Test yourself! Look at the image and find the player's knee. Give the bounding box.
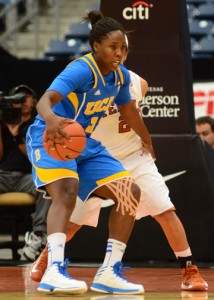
[60,187,77,210]
[130,182,141,203]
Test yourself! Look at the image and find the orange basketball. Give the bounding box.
[43,121,86,161]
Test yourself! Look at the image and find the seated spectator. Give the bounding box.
[195,115,214,177]
[0,84,50,261]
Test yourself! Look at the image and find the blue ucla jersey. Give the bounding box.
[27,53,132,200]
[36,52,131,137]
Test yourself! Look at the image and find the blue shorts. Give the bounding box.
[26,120,130,201]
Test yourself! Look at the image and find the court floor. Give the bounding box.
[0,263,213,300]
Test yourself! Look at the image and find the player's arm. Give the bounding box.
[140,77,148,97]
[138,77,155,159]
[116,68,155,159]
[36,90,71,147]
[118,101,155,160]
[37,61,91,148]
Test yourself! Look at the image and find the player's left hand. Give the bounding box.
[142,142,156,160]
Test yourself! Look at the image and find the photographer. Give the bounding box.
[0,85,50,261]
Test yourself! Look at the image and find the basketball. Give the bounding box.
[43,121,86,161]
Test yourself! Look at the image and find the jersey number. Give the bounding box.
[118,116,131,133]
[85,117,99,134]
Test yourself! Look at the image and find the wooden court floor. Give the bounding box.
[0,265,213,300]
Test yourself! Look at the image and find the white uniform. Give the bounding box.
[70,70,174,226]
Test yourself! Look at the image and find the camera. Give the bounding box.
[0,91,26,124]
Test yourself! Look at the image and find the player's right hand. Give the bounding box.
[44,115,74,148]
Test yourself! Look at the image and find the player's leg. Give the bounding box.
[90,178,144,294]
[30,196,103,282]
[76,140,144,294]
[26,119,87,294]
[37,177,87,294]
[131,150,208,291]
[31,138,143,294]
[30,221,82,282]
[154,211,208,291]
[96,177,140,242]
[30,175,143,295]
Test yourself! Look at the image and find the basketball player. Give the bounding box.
[25,11,152,295]
[30,38,208,292]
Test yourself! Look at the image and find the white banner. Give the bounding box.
[193,82,214,119]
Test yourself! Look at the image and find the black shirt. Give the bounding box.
[0,117,34,173]
[204,141,214,179]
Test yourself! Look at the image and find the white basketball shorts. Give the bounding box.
[70,149,175,227]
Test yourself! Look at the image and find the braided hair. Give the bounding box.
[83,11,125,51]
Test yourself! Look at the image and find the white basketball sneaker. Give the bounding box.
[91,261,144,295]
[38,261,87,295]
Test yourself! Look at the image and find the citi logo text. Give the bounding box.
[122,1,153,20]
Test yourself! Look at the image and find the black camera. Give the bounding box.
[0,91,26,124]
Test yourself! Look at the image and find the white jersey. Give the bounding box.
[91,70,143,160]
[70,70,174,227]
